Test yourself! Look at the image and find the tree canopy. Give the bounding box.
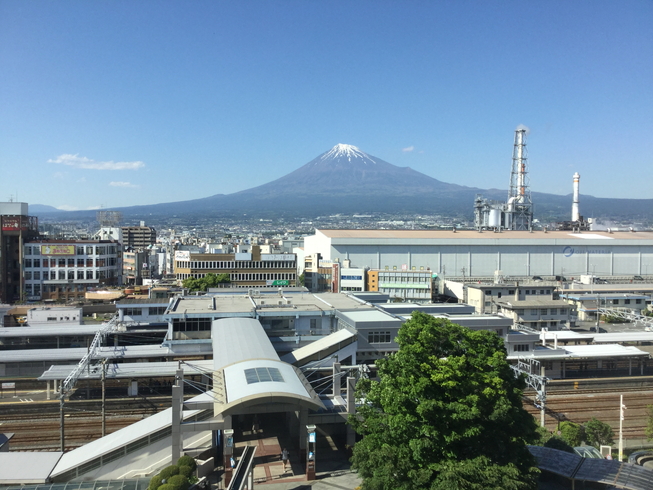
[182,273,230,292]
[349,312,539,490]
[584,418,614,448]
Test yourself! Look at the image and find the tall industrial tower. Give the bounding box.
[506,129,533,230]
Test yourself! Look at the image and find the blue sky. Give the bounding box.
[1,1,651,210]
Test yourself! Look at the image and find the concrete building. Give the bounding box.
[174,245,296,288]
[121,224,156,250]
[23,239,121,302]
[370,270,434,302]
[0,202,39,303]
[304,229,653,279]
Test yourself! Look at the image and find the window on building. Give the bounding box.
[68,270,75,280]
[525,290,531,295]
[516,309,525,315]
[530,309,539,315]
[87,246,94,254]
[68,258,75,267]
[58,258,66,267]
[58,270,65,280]
[34,284,41,295]
[50,271,56,280]
[368,331,392,343]
[496,329,503,336]
[624,299,631,305]
[86,270,94,280]
[77,258,85,267]
[550,308,558,315]
[24,271,32,280]
[124,308,143,316]
[540,309,548,315]
[34,259,40,267]
[613,299,620,305]
[636,299,642,304]
[546,289,551,294]
[24,259,32,268]
[34,271,40,280]
[77,247,85,255]
[25,246,32,255]
[514,344,530,352]
[509,289,515,294]
[310,319,317,330]
[77,270,84,280]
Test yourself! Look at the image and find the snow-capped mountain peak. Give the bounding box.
[318,144,377,165]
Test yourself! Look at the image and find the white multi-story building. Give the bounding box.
[23,240,121,302]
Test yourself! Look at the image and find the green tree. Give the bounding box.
[583,418,614,448]
[646,405,653,441]
[182,273,230,292]
[559,421,584,447]
[349,312,539,490]
[543,436,575,453]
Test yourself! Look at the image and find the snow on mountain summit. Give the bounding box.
[318,144,377,165]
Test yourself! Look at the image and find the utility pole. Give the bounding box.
[619,395,626,461]
[101,359,107,437]
[59,386,65,452]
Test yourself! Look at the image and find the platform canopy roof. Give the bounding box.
[211,318,324,415]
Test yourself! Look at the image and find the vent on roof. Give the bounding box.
[244,367,285,384]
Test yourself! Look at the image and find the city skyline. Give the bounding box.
[1,1,651,210]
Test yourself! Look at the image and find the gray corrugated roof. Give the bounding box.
[212,318,279,370]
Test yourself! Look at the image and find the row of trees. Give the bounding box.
[182,273,230,292]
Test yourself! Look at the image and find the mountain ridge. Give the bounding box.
[31,144,653,221]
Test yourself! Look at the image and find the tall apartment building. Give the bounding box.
[121,224,156,250]
[23,240,121,302]
[174,245,297,288]
[0,202,39,303]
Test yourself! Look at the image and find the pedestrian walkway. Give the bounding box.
[204,412,360,489]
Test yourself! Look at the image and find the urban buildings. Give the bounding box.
[174,245,297,288]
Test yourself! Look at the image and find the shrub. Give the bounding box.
[160,465,180,480]
[148,475,163,490]
[167,475,190,490]
[584,417,614,448]
[158,484,175,490]
[177,455,197,472]
[559,421,584,447]
[544,436,575,453]
[178,466,194,478]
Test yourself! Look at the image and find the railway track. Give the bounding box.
[522,389,653,439]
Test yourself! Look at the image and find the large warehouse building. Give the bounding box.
[303,229,653,279]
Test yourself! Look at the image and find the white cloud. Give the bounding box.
[56,205,79,211]
[109,181,139,188]
[48,154,145,170]
[516,124,531,134]
[402,146,415,152]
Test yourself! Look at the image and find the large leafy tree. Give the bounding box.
[350,312,539,490]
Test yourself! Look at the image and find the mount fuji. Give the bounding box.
[33,144,653,220]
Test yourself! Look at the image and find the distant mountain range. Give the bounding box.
[33,144,653,221]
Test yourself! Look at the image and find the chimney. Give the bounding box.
[572,172,580,222]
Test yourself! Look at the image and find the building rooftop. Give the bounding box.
[316,229,653,241]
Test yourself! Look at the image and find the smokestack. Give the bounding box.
[572,172,580,222]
